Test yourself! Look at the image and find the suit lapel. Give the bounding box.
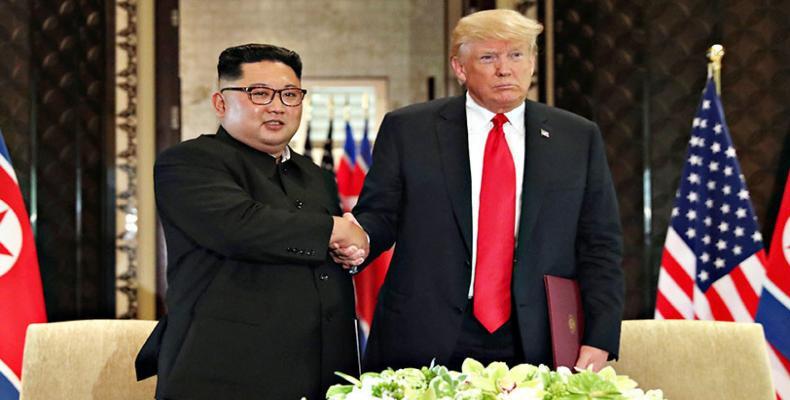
[434,97,551,257]
[517,100,550,248]
[436,96,473,257]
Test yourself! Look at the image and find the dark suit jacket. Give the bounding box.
[136,128,357,400]
[354,95,624,371]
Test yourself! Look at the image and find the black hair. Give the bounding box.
[217,43,302,80]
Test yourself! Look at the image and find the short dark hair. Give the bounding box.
[217,43,302,81]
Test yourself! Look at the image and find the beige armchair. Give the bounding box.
[609,319,775,400]
[20,319,157,400]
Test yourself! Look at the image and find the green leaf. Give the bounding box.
[333,371,361,386]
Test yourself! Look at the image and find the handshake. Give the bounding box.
[329,212,369,270]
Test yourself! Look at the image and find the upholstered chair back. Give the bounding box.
[20,319,157,400]
[609,319,775,400]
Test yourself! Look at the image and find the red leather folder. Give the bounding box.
[543,275,584,369]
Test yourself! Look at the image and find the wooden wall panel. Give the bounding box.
[0,0,115,320]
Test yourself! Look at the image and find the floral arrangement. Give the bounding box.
[326,359,664,400]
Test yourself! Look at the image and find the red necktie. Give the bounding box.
[474,113,516,333]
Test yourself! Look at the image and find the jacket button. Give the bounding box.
[298,249,305,255]
[319,273,329,281]
[513,257,518,264]
[295,200,303,209]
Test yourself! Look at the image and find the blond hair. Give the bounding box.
[451,9,544,58]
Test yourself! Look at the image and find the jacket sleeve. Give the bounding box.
[154,144,334,265]
[353,113,402,265]
[576,123,625,359]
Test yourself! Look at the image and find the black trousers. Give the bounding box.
[447,302,524,370]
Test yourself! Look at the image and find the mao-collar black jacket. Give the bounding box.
[136,127,357,400]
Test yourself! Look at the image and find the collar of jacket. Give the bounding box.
[215,125,295,163]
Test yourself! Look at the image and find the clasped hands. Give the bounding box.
[329,212,369,269]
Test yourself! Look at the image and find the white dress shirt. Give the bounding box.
[466,93,526,297]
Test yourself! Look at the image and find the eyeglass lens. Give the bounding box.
[249,87,304,106]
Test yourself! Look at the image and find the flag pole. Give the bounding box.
[707,44,725,95]
[344,95,350,122]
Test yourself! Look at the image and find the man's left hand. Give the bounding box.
[574,345,609,372]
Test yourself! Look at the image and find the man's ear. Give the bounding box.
[211,92,226,117]
[450,56,467,85]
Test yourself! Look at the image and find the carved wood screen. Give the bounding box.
[0,0,116,320]
[553,0,790,317]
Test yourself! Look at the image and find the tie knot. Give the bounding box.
[492,113,509,128]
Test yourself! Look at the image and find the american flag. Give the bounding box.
[655,78,767,323]
[654,77,790,398]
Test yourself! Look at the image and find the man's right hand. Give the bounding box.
[329,213,368,268]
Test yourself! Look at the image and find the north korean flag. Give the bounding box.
[0,131,47,399]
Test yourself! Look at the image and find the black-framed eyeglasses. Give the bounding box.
[220,86,307,107]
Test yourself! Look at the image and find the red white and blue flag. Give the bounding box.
[336,120,363,212]
[756,172,790,398]
[654,78,788,398]
[335,119,392,352]
[655,77,767,322]
[0,131,47,400]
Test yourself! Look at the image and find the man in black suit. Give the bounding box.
[335,9,624,372]
[135,44,367,399]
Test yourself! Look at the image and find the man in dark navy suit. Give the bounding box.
[335,9,624,373]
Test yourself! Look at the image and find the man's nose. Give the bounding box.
[495,59,512,76]
[263,96,286,113]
